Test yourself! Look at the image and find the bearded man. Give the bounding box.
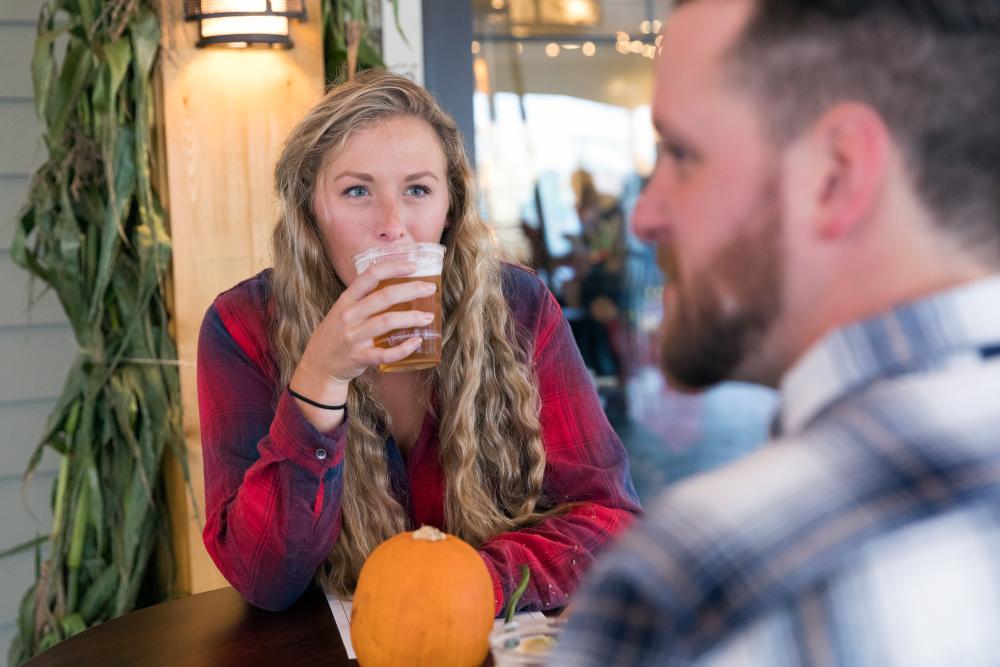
[553,0,1000,664]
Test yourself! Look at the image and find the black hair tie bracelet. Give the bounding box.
[287,386,346,411]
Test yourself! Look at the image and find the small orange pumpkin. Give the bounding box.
[350,525,495,667]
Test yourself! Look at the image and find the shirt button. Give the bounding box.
[315,448,328,461]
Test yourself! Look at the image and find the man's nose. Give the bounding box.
[631,182,666,242]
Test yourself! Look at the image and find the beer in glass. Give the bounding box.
[352,242,445,372]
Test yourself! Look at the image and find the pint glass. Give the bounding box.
[351,242,445,372]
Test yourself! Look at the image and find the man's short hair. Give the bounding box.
[707,0,1000,261]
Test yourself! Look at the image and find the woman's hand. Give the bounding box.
[289,259,436,430]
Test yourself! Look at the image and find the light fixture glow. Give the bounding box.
[184,0,306,48]
[545,42,560,57]
[582,41,596,56]
[563,0,599,25]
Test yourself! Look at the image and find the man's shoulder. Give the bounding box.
[593,438,828,582]
[648,434,835,536]
[576,435,854,619]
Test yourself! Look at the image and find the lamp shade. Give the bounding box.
[184,0,307,48]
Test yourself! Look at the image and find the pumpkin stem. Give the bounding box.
[411,525,447,542]
[504,565,531,624]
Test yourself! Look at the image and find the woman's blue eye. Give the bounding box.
[406,185,430,197]
[344,185,369,197]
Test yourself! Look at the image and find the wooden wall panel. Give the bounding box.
[157,1,325,595]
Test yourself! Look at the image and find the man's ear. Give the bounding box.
[808,102,891,241]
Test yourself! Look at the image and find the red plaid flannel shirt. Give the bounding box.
[197,264,641,612]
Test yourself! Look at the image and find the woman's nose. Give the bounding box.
[375,200,406,241]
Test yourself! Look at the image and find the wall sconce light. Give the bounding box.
[508,0,601,29]
[184,1,307,49]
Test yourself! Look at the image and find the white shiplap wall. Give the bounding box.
[0,0,74,653]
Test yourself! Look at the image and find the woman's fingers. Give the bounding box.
[349,309,435,345]
[365,336,423,367]
[346,280,436,324]
[342,258,417,301]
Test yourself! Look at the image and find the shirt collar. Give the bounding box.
[778,276,1000,436]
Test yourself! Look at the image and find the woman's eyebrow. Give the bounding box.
[334,170,374,181]
[405,171,439,182]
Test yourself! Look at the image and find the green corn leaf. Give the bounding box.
[346,0,365,21]
[50,455,71,542]
[14,581,38,658]
[88,125,135,323]
[30,20,66,132]
[77,0,97,31]
[67,481,90,569]
[130,8,160,79]
[356,37,385,70]
[37,632,61,652]
[117,478,154,613]
[47,39,95,147]
[59,613,87,639]
[65,566,79,614]
[0,535,49,560]
[119,516,158,615]
[85,458,105,555]
[79,566,116,623]
[104,37,132,102]
[8,633,27,667]
[388,0,408,48]
[91,62,111,118]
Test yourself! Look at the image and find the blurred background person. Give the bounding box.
[565,167,628,385]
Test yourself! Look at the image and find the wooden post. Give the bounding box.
[157,1,325,595]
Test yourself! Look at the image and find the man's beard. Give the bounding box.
[659,177,784,390]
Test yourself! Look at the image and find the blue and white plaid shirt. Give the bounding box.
[552,277,1000,666]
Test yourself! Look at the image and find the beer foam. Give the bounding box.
[405,262,441,277]
[352,243,444,276]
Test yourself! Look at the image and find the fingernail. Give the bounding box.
[421,312,434,323]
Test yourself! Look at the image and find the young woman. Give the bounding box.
[197,70,641,614]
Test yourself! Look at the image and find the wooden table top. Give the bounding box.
[25,586,516,666]
[25,586,354,666]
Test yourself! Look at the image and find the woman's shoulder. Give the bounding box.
[500,262,548,303]
[207,269,271,348]
[203,270,275,373]
[211,269,273,320]
[499,262,558,331]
